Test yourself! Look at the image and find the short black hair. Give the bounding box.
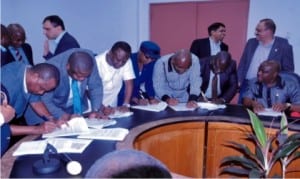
[111,41,132,56]
[43,15,65,30]
[260,18,276,34]
[111,165,172,178]
[208,22,225,36]
[31,63,60,83]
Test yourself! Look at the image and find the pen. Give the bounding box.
[201,91,209,102]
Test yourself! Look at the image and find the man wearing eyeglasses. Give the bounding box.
[153,49,201,108]
[237,18,294,104]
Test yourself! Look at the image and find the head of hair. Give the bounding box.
[260,60,281,73]
[173,49,192,66]
[208,22,225,36]
[111,41,132,56]
[260,18,276,34]
[85,149,171,178]
[43,15,65,30]
[7,23,26,43]
[30,63,60,83]
[67,51,94,74]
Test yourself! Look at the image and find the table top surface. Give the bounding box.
[6,104,300,178]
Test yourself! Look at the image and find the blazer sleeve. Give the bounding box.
[87,62,103,112]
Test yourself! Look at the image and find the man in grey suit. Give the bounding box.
[237,18,294,103]
[25,48,104,125]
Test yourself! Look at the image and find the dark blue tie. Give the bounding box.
[72,79,82,114]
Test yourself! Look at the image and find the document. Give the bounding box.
[197,102,226,110]
[85,118,117,129]
[168,103,197,111]
[108,110,133,118]
[13,138,92,156]
[257,108,282,117]
[131,101,168,112]
[77,128,129,141]
[42,117,90,138]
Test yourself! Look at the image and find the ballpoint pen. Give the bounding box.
[200,91,209,102]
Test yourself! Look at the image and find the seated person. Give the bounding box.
[1,62,60,153]
[85,149,172,178]
[199,51,237,104]
[118,41,161,106]
[153,49,201,108]
[95,41,135,113]
[25,48,105,125]
[242,60,300,114]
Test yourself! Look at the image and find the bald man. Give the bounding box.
[25,48,104,125]
[153,49,202,108]
[243,60,300,114]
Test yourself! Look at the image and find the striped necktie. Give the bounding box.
[15,49,22,61]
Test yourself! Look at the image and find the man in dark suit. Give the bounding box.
[42,15,80,60]
[1,62,60,154]
[190,22,228,59]
[237,18,294,103]
[25,48,104,125]
[199,51,238,104]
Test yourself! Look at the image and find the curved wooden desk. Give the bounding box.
[3,104,300,178]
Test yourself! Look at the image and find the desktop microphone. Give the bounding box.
[32,143,61,174]
[61,153,82,175]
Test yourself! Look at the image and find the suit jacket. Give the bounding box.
[1,62,39,117]
[190,37,228,59]
[2,43,34,66]
[44,32,80,60]
[200,56,238,103]
[1,84,11,156]
[42,48,103,118]
[237,36,294,84]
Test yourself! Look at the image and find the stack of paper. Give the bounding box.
[197,102,226,110]
[131,101,168,112]
[42,117,90,138]
[85,118,117,129]
[13,138,92,156]
[169,103,197,111]
[77,128,129,141]
[257,108,282,117]
[108,111,133,118]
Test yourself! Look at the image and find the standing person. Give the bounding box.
[1,24,14,66]
[1,62,60,152]
[118,41,161,105]
[242,60,300,114]
[190,22,228,59]
[199,51,238,104]
[153,49,201,108]
[237,18,294,103]
[95,41,135,113]
[42,15,80,60]
[7,23,34,65]
[25,48,104,125]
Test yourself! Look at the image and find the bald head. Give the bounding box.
[172,49,192,74]
[67,51,94,81]
[85,149,171,178]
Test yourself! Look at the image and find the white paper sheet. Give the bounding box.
[197,102,226,110]
[77,128,129,141]
[257,108,282,117]
[130,101,168,112]
[168,103,197,111]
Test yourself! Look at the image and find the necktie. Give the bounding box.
[212,73,218,100]
[15,49,22,61]
[72,79,82,114]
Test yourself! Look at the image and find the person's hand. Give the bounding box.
[102,106,115,115]
[138,98,149,105]
[149,98,160,104]
[252,101,265,113]
[39,121,57,134]
[43,39,50,56]
[166,98,179,106]
[272,103,288,112]
[88,111,109,119]
[186,100,198,108]
[0,104,15,123]
[118,105,130,113]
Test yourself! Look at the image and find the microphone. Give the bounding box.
[32,143,61,174]
[61,153,82,175]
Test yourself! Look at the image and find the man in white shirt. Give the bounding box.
[95,41,135,112]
